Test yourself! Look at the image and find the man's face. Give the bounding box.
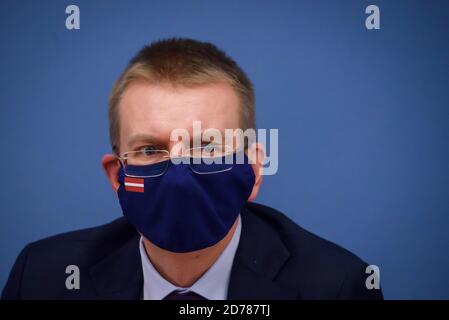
[102,79,262,201]
[117,81,240,156]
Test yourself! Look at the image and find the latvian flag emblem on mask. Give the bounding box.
[124,177,144,193]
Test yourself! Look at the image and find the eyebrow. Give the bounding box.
[126,130,228,150]
[126,133,162,149]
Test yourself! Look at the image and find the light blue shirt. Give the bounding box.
[139,216,242,300]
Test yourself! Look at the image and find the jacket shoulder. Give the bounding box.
[2,217,137,299]
[245,202,383,299]
[246,202,363,264]
[28,217,136,248]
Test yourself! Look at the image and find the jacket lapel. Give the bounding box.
[89,203,296,300]
[89,234,143,299]
[227,205,297,299]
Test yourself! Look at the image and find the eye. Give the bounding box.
[202,142,223,155]
[201,141,212,150]
[140,145,159,156]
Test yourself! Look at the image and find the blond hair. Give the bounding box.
[108,38,255,154]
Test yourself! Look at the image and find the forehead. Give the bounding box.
[118,81,240,150]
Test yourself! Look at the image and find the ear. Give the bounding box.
[102,154,121,192]
[246,142,265,201]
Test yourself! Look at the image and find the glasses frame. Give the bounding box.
[117,144,239,178]
[118,149,170,178]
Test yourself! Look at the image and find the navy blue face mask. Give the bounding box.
[117,152,255,253]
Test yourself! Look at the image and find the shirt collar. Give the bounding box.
[139,215,242,300]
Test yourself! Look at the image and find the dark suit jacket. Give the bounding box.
[2,202,383,299]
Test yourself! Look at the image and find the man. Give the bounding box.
[2,38,382,300]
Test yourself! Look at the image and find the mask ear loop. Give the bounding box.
[115,154,126,179]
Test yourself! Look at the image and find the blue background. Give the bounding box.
[1,0,448,299]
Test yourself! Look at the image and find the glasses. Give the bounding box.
[118,144,237,178]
